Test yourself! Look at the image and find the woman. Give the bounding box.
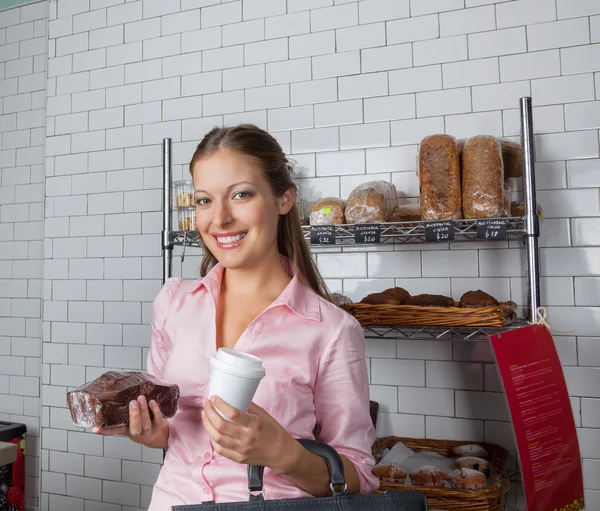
[94,125,379,507]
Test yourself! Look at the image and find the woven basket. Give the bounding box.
[347,303,516,327]
[372,437,510,511]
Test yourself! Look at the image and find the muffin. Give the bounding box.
[381,287,411,304]
[361,293,402,305]
[447,468,487,490]
[409,466,447,487]
[455,456,489,473]
[459,290,498,308]
[372,463,407,481]
[405,294,456,307]
[452,444,489,459]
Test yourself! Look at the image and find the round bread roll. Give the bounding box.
[409,465,447,487]
[447,468,487,490]
[382,287,410,304]
[452,444,489,459]
[405,294,456,307]
[371,463,407,481]
[309,197,346,225]
[361,293,402,305]
[459,290,498,308]
[455,456,489,473]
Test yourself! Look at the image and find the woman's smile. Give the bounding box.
[212,231,248,249]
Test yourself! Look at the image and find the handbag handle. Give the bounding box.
[247,439,347,501]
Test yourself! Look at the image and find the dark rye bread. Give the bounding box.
[67,371,179,428]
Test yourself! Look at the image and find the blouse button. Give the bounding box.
[204,452,210,460]
[203,487,211,495]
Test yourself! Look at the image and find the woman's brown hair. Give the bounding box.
[189,124,331,301]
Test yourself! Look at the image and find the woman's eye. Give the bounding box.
[196,197,210,206]
[233,191,252,200]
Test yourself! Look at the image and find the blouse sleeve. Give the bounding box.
[313,312,380,494]
[146,277,183,380]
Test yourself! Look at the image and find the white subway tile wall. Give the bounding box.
[0,3,47,511]
[0,0,598,509]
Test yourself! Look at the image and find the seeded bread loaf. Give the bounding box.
[345,181,398,224]
[462,135,504,219]
[309,197,346,225]
[387,203,421,222]
[499,138,523,178]
[419,134,462,221]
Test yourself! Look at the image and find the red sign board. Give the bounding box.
[490,325,584,511]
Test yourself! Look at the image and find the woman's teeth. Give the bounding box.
[217,233,246,244]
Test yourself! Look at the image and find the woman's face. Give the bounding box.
[192,148,294,271]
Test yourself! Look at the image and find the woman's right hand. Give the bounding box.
[92,395,169,450]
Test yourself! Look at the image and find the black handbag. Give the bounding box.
[173,439,428,510]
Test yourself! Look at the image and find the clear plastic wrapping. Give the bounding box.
[462,135,504,219]
[177,207,196,231]
[67,371,180,429]
[511,200,544,219]
[499,138,523,178]
[345,181,398,224]
[309,197,346,225]
[387,203,421,222]
[502,179,513,217]
[174,180,194,208]
[418,134,462,221]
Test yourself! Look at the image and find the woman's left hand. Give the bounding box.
[202,396,300,474]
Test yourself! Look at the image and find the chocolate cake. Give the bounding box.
[67,371,179,428]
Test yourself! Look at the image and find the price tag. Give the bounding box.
[476,219,507,241]
[310,225,336,245]
[354,224,381,244]
[425,221,455,242]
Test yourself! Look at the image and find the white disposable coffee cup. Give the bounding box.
[208,348,266,421]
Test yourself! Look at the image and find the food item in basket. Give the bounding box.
[459,290,498,308]
[331,293,353,310]
[446,468,487,490]
[372,462,407,481]
[309,197,346,225]
[382,287,411,304]
[499,138,523,178]
[452,444,489,459]
[462,135,504,219]
[387,204,421,222]
[409,466,447,487]
[511,200,544,219]
[405,294,456,307]
[455,456,489,474]
[345,181,398,224]
[418,134,462,221]
[361,293,403,305]
[67,371,180,429]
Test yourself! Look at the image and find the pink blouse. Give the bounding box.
[146,258,379,509]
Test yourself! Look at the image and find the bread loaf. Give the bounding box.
[387,204,421,222]
[499,138,523,178]
[345,181,398,224]
[419,134,462,221]
[309,197,346,225]
[462,135,504,219]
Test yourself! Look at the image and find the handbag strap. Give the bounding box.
[247,439,347,501]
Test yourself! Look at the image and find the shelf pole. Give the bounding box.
[519,97,541,323]
[162,138,173,285]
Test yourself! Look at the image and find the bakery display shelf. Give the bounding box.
[362,319,529,342]
[168,217,525,249]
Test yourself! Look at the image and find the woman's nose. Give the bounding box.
[213,200,233,227]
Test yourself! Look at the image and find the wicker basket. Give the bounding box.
[372,437,510,511]
[347,303,516,327]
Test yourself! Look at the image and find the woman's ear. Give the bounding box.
[278,187,296,215]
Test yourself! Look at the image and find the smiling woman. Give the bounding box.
[95,124,380,509]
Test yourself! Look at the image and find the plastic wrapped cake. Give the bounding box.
[67,371,180,428]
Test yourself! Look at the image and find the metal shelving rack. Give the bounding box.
[161,96,541,341]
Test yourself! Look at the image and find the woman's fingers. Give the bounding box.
[137,395,152,434]
[202,407,238,452]
[149,400,165,426]
[92,425,129,437]
[209,396,250,427]
[128,400,143,436]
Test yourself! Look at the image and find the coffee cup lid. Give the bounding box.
[211,348,266,379]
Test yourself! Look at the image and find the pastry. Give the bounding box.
[309,197,346,225]
[372,463,407,481]
[387,204,421,222]
[462,135,504,219]
[382,287,411,304]
[409,466,447,487]
[459,290,498,308]
[499,138,523,178]
[452,444,489,459]
[447,468,487,490]
[361,293,402,305]
[67,371,179,429]
[345,181,398,224]
[455,456,489,474]
[405,294,455,307]
[419,134,462,221]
